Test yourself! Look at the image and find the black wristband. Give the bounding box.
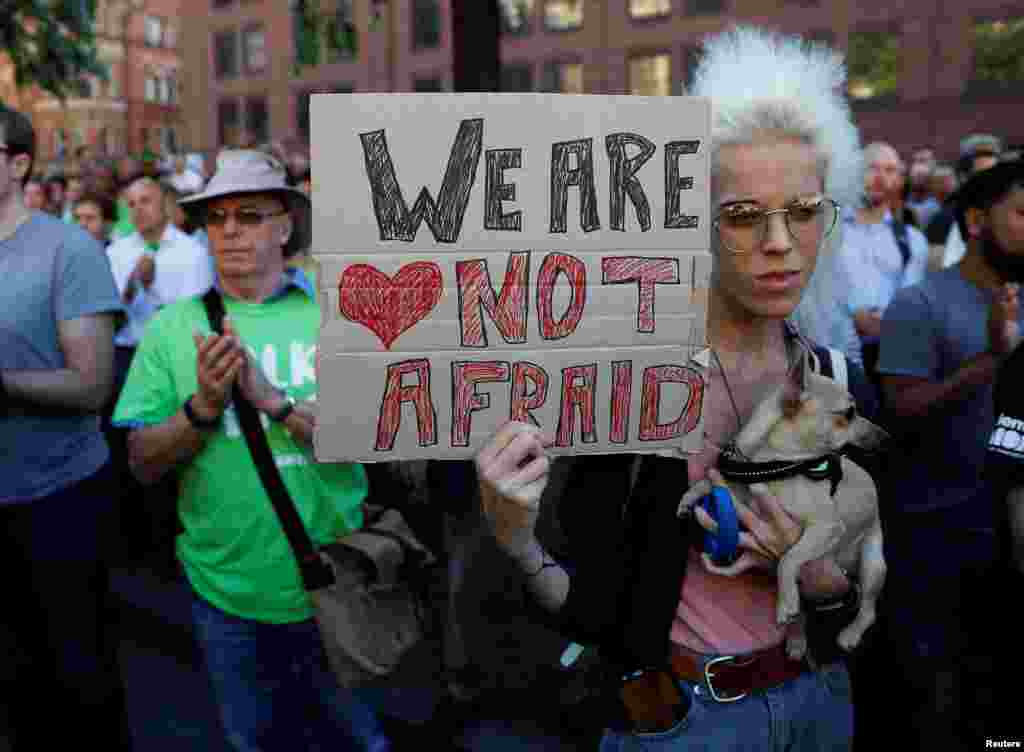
[184,395,222,430]
[267,393,296,423]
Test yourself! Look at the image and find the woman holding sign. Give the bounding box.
[475,27,876,751]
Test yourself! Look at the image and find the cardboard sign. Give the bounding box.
[311,93,711,462]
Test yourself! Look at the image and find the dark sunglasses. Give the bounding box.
[205,207,286,228]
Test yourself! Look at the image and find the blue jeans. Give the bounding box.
[599,662,852,752]
[191,592,391,752]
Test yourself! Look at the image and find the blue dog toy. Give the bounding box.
[699,485,740,566]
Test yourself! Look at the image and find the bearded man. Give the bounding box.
[876,157,1024,748]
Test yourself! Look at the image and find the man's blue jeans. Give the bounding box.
[599,662,853,752]
[191,592,391,752]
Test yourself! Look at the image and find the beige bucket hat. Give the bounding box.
[180,149,310,254]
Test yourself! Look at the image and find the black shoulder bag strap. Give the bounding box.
[201,288,334,591]
[891,219,911,270]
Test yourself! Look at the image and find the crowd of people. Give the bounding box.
[2,24,1022,752]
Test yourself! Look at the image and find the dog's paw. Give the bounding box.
[678,480,712,518]
[786,631,808,661]
[837,625,863,653]
[776,592,801,626]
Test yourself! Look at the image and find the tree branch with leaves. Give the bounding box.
[0,0,106,101]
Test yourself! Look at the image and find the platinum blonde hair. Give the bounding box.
[690,26,864,349]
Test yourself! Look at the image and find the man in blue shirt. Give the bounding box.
[878,157,1024,749]
[834,142,929,375]
[0,105,132,749]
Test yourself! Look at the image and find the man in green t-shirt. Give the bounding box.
[113,149,389,751]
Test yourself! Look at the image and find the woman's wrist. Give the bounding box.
[797,558,851,601]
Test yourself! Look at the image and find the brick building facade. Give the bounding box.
[0,0,183,172]
[180,0,1024,161]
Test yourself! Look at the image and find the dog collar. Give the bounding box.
[717,446,844,497]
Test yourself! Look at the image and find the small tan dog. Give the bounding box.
[681,352,888,659]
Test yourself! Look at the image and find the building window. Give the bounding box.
[246,97,270,145]
[326,1,357,62]
[500,64,533,92]
[684,0,724,15]
[144,73,158,102]
[847,29,900,101]
[166,76,177,105]
[293,0,320,67]
[540,61,583,92]
[630,54,672,96]
[212,0,232,7]
[214,30,239,79]
[243,25,268,73]
[413,0,441,50]
[144,15,165,47]
[970,17,1024,91]
[630,0,671,19]
[413,76,443,91]
[544,0,582,31]
[500,0,534,35]
[218,99,241,147]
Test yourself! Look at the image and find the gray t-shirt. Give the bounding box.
[0,213,122,503]
[878,266,1024,515]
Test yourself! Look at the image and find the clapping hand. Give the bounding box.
[222,317,282,413]
[989,283,1021,357]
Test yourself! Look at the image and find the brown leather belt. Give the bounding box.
[670,643,810,702]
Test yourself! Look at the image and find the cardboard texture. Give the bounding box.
[311,93,711,462]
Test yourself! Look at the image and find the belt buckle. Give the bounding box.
[703,654,752,703]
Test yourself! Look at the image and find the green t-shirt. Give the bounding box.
[113,286,367,624]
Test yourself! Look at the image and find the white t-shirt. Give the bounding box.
[107,224,213,347]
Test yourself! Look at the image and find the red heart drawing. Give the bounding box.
[338,261,443,349]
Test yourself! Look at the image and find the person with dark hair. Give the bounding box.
[0,104,133,749]
[112,149,389,751]
[73,191,118,247]
[981,161,1024,744]
[64,172,87,223]
[45,175,67,217]
[23,177,48,212]
[877,152,1024,750]
[930,134,1005,268]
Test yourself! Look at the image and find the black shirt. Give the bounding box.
[925,204,956,245]
[986,344,1024,563]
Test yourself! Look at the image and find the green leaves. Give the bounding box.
[292,0,358,73]
[971,17,1024,89]
[846,30,900,102]
[1,0,106,100]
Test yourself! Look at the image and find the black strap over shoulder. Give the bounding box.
[201,289,334,591]
[890,220,912,269]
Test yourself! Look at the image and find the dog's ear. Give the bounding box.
[781,351,806,418]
